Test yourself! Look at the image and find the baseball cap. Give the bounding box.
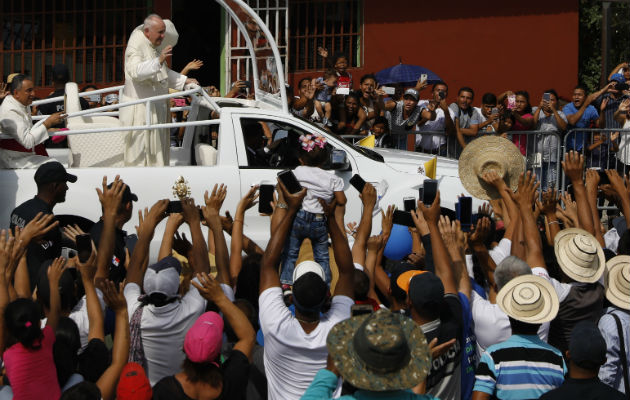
[403,88,419,101]
[292,261,328,313]
[408,272,444,309]
[116,362,152,400]
[107,182,138,203]
[143,256,182,299]
[569,320,607,369]
[184,311,224,364]
[610,73,625,84]
[52,64,70,84]
[396,270,426,293]
[34,161,77,185]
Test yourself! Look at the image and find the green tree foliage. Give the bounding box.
[579,0,630,92]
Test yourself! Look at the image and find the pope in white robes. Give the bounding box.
[120,14,197,167]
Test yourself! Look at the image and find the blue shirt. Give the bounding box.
[563,103,599,151]
[474,334,567,399]
[301,369,438,400]
[598,307,630,394]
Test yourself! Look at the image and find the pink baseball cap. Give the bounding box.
[184,311,224,363]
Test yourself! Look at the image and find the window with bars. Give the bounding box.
[288,0,362,72]
[1,0,149,88]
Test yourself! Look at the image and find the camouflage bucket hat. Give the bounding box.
[326,309,431,391]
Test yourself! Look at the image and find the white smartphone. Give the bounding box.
[420,74,428,83]
[381,86,396,95]
[337,87,350,95]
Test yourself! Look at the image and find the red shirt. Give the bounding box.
[4,325,61,400]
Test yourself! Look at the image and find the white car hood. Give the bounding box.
[367,147,460,177]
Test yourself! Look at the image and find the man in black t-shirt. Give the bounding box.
[89,182,137,284]
[10,161,76,289]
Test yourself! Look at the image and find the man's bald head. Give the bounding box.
[143,14,166,46]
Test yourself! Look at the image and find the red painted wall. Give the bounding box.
[290,0,579,105]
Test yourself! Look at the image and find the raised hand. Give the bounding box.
[605,169,630,200]
[417,191,441,225]
[237,186,259,215]
[367,234,385,252]
[345,221,358,239]
[184,59,203,72]
[191,272,224,303]
[536,188,558,216]
[20,212,59,244]
[512,172,540,208]
[481,170,507,190]
[179,197,200,225]
[360,183,377,208]
[562,151,585,184]
[469,216,491,246]
[101,280,126,312]
[203,184,227,217]
[96,175,125,217]
[47,257,67,285]
[159,45,173,64]
[76,242,97,282]
[381,205,394,239]
[585,169,601,193]
[0,230,15,277]
[62,224,85,244]
[276,178,306,211]
[172,231,192,256]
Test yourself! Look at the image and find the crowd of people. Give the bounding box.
[0,12,629,400]
[0,137,627,399]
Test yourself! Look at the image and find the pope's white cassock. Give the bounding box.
[0,95,50,169]
[120,20,186,167]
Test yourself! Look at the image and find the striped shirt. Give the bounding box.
[473,334,567,399]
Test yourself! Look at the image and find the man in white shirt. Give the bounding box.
[0,74,65,168]
[471,256,550,360]
[120,14,198,166]
[416,81,456,156]
[259,180,355,400]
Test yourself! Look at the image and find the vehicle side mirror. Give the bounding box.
[330,149,351,171]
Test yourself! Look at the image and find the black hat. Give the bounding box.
[34,161,77,185]
[52,64,70,84]
[569,320,607,370]
[107,182,138,203]
[408,272,444,309]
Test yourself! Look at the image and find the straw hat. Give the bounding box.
[497,274,559,324]
[604,256,630,310]
[327,309,431,391]
[554,228,605,283]
[458,135,525,200]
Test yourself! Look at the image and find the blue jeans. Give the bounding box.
[533,162,558,191]
[280,209,331,285]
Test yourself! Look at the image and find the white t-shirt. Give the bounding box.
[416,100,456,149]
[465,239,512,280]
[259,287,353,400]
[293,166,344,214]
[124,280,206,385]
[618,119,630,164]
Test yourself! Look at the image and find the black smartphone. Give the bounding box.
[349,174,367,193]
[259,184,275,214]
[76,233,92,263]
[277,170,303,194]
[403,197,416,212]
[393,210,415,227]
[166,200,183,214]
[438,91,446,100]
[351,304,374,316]
[597,169,610,185]
[567,184,574,199]
[422,179,438,205]
[457,196,473,232]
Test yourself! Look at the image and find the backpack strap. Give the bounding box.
[610,312,630,395]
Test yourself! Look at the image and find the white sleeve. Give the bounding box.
[258,287,293,335]
[220,283,235,302]
[325,295,353,323]
[123,283,143,320]
[181,277,207,313]
[0,109,48,149]
[124,42,161,81]
[531,267,571,302]
[489,239,512,266]
[167,68,187,91]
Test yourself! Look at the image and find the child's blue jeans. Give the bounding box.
[280,209,331,286]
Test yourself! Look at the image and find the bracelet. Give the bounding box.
[547,220,560,225]
[276,203,288,209]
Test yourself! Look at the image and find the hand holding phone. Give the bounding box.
[393,210,415,227]
[259,184,275,214]
[404,197,416,212]
[350,174,367,193]
[277,170,303,194]
[422,179,438,205]
[457,196,473,232]
[507,95,516,110]
[76,234,92,263]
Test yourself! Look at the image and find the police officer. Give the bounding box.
[10,161,76,288]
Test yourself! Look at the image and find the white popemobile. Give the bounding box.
[0,0,478,261]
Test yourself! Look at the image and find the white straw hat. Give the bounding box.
[604,255,630,310]
[554,228,605,283]
[497,274,559,324]
[458,135,525,200]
